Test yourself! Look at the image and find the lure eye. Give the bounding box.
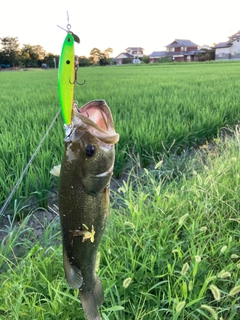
[66,60,70,64]
[86,145,95,157]
[67,37,71,42]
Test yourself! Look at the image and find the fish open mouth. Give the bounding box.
[77,102,108,131]
[72,100,119,145]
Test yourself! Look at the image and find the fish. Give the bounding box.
[58,32,75,125]
[57,99,119,320]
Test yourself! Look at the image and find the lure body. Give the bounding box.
[58,33,75,125]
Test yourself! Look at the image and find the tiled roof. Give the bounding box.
[126,47,144,50]
[149,51,167,58]
[228,31,240,40]
[186,50,205,55]
[200,45,212,50]
[215,41,232,48]
[115,52,134,59]
[149,49,204,58]
[165,39,198,47]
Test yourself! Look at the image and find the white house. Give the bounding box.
[215,31,240,60]
[115,47,144,65]
[199,45,212,50]
[125,47,144,58]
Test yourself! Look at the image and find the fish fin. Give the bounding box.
[50,165,61,177]
[79,276,103,320]
[93,275,104,306]
[63,248,83,289]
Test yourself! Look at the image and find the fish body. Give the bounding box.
[58,33,75,125]
[58,100,119,320]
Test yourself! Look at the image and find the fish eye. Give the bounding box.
[66,60,70,64]
[85,145,95,157]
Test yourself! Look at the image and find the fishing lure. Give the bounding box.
[58,17,84,126]
[58,32,75,125]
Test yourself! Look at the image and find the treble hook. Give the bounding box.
[76,78,86,86]
[69,56,86,85]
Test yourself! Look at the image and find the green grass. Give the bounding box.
[0,127,239,319]
[0,62,240,319]
[0,62,240,208]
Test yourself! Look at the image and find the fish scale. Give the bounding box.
[57,100,119,320]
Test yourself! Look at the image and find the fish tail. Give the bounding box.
[79,275,104,320]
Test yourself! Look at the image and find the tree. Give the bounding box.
[32,45,46,61]
[89,47,114,65]
[0,37,20,66]
[209,48,215,60]
[43,53,59,68]
[21,44,35,67]
[20,44,46,67]
[142,55,150,64]
[89,48,102,64]
[122,58,132,64]
[99,56,109,66]
[196,48,215,61]
[104,48,113,58]
[78,56,90,67]
[88,55,95,65]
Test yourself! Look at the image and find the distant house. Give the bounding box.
[215,31,240,60]
[125,47,144,58]
[149,39,205,63]
[115,47,144,65]
[199,45,212,51]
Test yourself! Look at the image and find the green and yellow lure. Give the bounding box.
[58,33,75,125]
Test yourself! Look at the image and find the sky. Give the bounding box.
[1,0,240,58]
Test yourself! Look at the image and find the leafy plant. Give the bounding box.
[0,127,239,319]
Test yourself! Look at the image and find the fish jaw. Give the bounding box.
[72,100,119,145]
[63,100,119,195]
[58,33,75,125]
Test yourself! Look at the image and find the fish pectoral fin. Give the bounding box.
[50,165,61,177]
[83,174,111,195]
[63,248,83,289]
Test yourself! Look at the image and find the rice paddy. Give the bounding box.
[0,62,239,319]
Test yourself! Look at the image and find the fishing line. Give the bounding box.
[0,109,61,217]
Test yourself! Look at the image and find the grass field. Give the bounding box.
[0,62,240,207]
[0,62,240,319]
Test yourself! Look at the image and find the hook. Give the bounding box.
[69,72,86,85]
[76,78,86,86]
[69,56,86,86]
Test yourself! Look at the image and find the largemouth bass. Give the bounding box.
[58,100,119,320]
